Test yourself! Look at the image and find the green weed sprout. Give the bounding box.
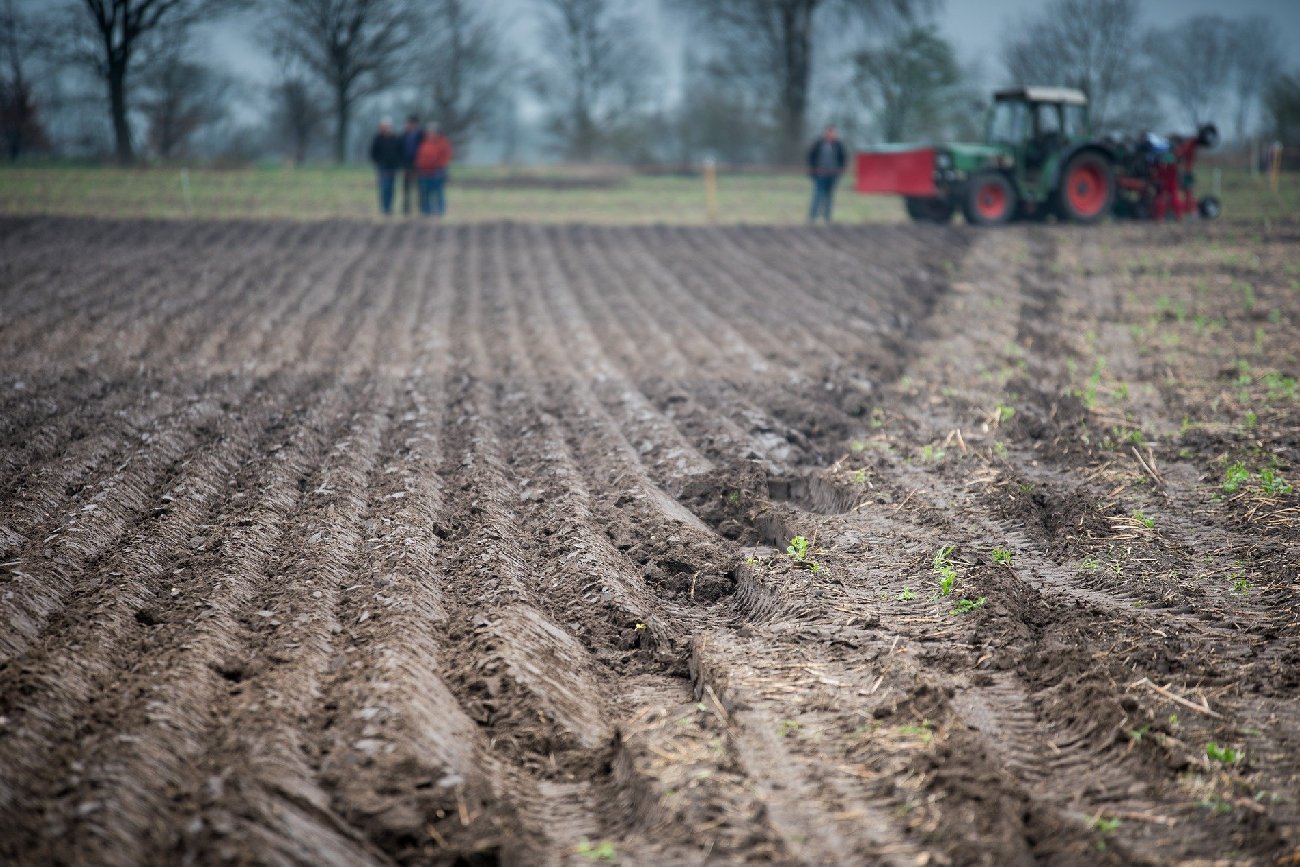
[991,547,1013,566]
[1259,467,1293,496]
[1206,742,1240,765]
[576,838,617,861]
[933,546,958,596]
[951,597,987,615]
[897,587,917,601]
[1131,509,1155,529]
[1091,816,1121,834]
[786,535,820,572]
[1223,462,1251,493]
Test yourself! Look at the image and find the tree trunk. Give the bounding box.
[777,2,814,164]
[334,86,349,164]
[108,61,133,164]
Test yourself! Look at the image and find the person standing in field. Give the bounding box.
[807,125,847,223]
[400,115,424,215]
[369,118,405,216]
[413,124,454,217]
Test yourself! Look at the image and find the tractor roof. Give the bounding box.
[994,86,1088,105]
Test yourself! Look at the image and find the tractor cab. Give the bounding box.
[987,87,1090,183]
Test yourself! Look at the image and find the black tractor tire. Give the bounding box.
[904,196,955,224]
[1198,195,1222,219]
[962,173,1017,226]
[1056,152,1114,224]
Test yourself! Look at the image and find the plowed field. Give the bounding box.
[1,216,1297,866]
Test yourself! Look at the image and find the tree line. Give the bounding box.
[1,0,1297,166]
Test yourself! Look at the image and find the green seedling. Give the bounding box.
[1091,816,1121,834]
[1128,724,1151,743]
[1222,462,1251,493]
[851,469,867,485]
[850,439,866,452]
[1243,410,1257,428]
[897,721,934,744]
[995,403,1015,424]
[992,441,1009,459]
[1079,556,1101,573]
[897,587,917,601]
[1259,467,1293,496]
[1262,371,1296,401]
[1232,576,1251,594]
[1206,741,1240,765]
[932,546,958,596]
[951,597,987,615]
[919,444,946,463]
[576,838,617,861]
[1199,798,1233,814]
[1169,714,1180,729]
[991,547,1013,566]
[1130,509,1155,529]
[634,622,646,631]
[1112,383,1129,401]
[786,535,820,572]
[779,719,801,737]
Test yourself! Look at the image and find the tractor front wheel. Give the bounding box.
[1057,153,1114,223]
[963,174,1016,226]
[905,196,955,224]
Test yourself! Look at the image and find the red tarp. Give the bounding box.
[855,149,937,197]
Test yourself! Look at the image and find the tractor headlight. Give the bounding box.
[935,152,952,169]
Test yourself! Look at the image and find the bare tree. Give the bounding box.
[65,0,248,164]
[855,24,960,142]
[138,47,226,158]
[266,0,417,163]
[271,72,325,164]
[1145,15,1234,129]
[1000,0,1143,129]
[1227,17,1282,141]
[1266,71,1300,143]
[1,0,49,160]
[419,0,508,154]
[531,0,655,162]
[675,0,922,163]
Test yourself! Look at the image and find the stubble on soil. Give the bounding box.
[0,215,1297,866]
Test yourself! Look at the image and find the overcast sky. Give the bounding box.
[202,0,1300,97]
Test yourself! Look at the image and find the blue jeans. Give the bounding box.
[809,175,838,222]
[376,170,396,215]
[418,172,446,215]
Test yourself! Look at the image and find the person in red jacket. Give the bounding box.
[413,124,454,216]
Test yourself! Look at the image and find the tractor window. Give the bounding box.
[1036,104,1062,137]
[1062,104,1087,137]
[988,101,1028,146]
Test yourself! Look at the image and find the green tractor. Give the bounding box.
[856,86,1117,225]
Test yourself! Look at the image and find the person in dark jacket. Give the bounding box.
[369,118,405,215]
[400,115,424,215]
[807,125,847,223]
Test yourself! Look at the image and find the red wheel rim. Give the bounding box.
[975,182,1008,219]
[1066,163,1107,216]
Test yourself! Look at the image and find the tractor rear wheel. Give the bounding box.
[1057,153,1114,223]
[962,173,1016,226]
[905,196,955,224]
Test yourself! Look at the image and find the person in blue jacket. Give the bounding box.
[807,125,847,223]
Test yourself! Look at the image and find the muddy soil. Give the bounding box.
[0,215,1296,866]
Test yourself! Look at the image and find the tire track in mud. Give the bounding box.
[2,217,1297,866]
